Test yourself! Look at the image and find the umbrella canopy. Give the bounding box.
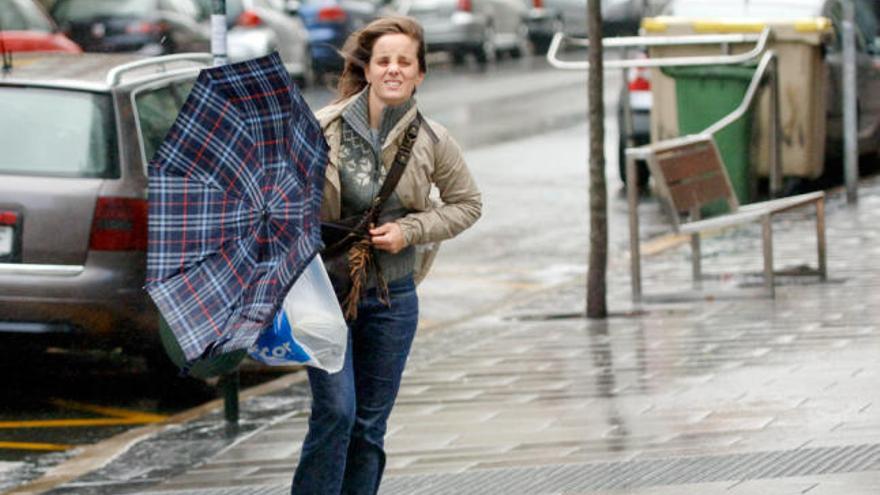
[146,52,328,364]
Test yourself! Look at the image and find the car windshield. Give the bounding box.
[1,0,56,32]
[0,88,118,178]
[664,0,825,18]
[134,79,195,163]
[52,0,155,21]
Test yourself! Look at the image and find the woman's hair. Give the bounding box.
[334,16,427,102]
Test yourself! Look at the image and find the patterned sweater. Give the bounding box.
[337,89,416,287]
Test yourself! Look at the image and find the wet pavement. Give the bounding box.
[4,122,878,495]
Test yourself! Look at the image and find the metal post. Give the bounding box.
[219,369,240,428]
[621,50,636,155]
[626,154,642,302]
[768,55,783,198]
[842,0,859,204]
[762,214,775,297]
[211,0,228,66]
[816,197,827,281]
[689,207,702,289]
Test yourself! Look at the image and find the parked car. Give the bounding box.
[525,0,668,53]
[50,0,210,55]
[619,0,880,187]
[0,0,81,53]
[617,59,652,186]
[395,0,530,65]
[288,0,382,75]
[0,52,209,357]
[195,0,314,85]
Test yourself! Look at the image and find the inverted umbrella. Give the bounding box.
[146,52,328,364]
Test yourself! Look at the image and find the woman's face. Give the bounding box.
[365,33,424,107]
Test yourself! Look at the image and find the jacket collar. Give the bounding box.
[340,88,415,149]
[318,87,420,151]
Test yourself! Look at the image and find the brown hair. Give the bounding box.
[334,16,427,102]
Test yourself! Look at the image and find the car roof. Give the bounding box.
[0,53,209,92]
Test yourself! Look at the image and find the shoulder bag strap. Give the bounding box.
[323,113,422,255]
[369,112,422,218]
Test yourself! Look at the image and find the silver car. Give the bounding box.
[199,0,315,85]
[0,53,208,355]
[396,0,530,65]
[525,0,669,53]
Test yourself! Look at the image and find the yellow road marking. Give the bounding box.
[0,399,168,429]
[0,441,72,451]
[0,418,163,429]
[641,233,690,256]
[49,399,167,422]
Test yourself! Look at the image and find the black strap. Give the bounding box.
[371,113,422,215]
[323,113,422,255]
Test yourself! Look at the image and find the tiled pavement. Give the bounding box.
[67,177,878,495]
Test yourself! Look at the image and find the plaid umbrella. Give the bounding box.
[145,52,328,364]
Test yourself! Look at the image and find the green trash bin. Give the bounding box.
[662,64,757,215]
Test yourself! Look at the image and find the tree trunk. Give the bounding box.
[586,0,608,318]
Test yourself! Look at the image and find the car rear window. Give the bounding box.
[52,0,155,21]
[403,0,457,14]
[3,0,56,32]
[134,79,195,163]
[0,87,118,178]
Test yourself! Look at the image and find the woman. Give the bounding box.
[291,16,482,495]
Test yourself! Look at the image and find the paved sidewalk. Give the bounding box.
[28,175,877,495]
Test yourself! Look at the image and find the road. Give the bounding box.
[0,52,636,491]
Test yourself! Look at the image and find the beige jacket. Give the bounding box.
[316,92,482,252]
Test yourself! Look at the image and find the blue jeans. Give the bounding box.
[291,276,419,495]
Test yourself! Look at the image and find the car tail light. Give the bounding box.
[89,197,148,251]
[317,6,347,23]
[532,0,543,8]
[628,67,651,92]
[238,10,263,27]
[457,0,472,12]
[126,21,165,34]
[0,211,18,226]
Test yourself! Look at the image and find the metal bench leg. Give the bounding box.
[762,214,775,297]
[690,233,702,289]
[816,197,827,281]
[627,155,642,302]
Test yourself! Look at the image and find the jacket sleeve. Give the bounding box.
[397,130,482,245]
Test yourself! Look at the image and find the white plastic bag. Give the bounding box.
[248,254,348,373]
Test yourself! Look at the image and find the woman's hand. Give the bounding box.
[370,222,406,254]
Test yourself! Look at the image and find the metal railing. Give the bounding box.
[547,28,771,70]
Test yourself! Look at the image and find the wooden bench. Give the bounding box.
[625,134,827,301]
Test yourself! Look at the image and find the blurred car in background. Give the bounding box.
[617,60,651,186]
[0,52,209,359]
[0,0,81,53]
[525,0,668,53]
[289,0,382,75]
[396,0,530,65]
[50,0,210,55]
[196,0,314,85]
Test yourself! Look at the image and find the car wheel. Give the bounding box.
[509,24,531,59]
[474,25,497,66]
[533,17,563,55]
[618,132,650,189]
[294,49,316,89]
